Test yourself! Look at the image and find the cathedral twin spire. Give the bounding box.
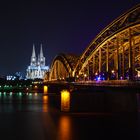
[31,44,45,66]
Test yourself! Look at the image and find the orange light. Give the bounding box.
[43,85,48,94]
[43,95,48,104]
[95,72,98,75]
[57,116,71,140]
[61,90,70,112]
[42,95,48,112]
[111,70,115,73]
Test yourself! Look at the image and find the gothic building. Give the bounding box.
[26,44,49,79]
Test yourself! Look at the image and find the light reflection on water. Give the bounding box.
[0,92,139,140]
[42,95,49,112]
[0,92,73,140]
[0,92,49,113]
[61,90,70,112]
[57,116,72,140]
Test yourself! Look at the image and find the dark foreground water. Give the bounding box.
[0,92,140,140]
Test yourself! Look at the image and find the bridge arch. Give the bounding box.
[75,4,140,81]
[49,53,79,81]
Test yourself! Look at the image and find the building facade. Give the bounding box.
[26,44,49,79]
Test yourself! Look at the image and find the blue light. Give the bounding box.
[97,76,101,81]
[95,75,105,81]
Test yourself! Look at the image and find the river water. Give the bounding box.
[0,92,139,140]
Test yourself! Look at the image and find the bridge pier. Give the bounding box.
[46,83,138,113]
[69,87,138,112]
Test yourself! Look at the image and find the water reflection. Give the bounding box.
[57,116,72,140]
[10,92,13,96]
[42,95,48,112]
[0,92,49,112]
[0,92,42,103]
[61,90,70,112]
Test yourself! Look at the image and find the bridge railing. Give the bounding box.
[75,80,140,87]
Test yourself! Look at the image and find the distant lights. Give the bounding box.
[97,76,101,81]
[111,70,115,73]
[95,72,98,76]
[6,75,16,80]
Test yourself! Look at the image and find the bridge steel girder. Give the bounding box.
[49,54,75,81]
[74,5,140,81]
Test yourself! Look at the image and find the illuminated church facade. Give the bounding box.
[26,44,49,79]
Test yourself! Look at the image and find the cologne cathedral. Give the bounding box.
[26,44,49,79]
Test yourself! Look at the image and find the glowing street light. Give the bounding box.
[111,70,115,73]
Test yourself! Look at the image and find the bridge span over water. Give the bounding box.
[47,4,140,82]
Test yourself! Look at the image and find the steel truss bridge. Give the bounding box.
[48,4,140,82]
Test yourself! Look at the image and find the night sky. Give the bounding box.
[0,0,139,76]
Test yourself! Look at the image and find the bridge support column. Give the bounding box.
[56,61,59,79]
[116,37,119,80]
[54,63,57,80]
[106,44,109,80]
[87,61,90,80]
[92,56,95,76]
[122,45,125,79]
[128,28,134,80]
[92,55,95,80]
[99,48,102,73]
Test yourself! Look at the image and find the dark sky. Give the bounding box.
[0,0,139,76]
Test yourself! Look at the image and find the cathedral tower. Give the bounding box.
[26,44,49,79]
[31,44,36,66]
[39,44,45,66]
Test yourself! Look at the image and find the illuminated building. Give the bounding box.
[26,44,49,79]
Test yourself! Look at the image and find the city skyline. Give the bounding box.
[0,0,139,75]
